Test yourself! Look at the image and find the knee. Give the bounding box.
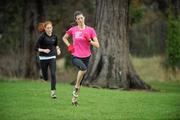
[80,66,87,72]
[80,69,87,74]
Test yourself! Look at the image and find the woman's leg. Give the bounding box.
[49,58,57,98]
[49,58,56,90]
[72,57,87,88]
[80,57,90,85]
[71,57,89,105]
[40,60,49,81]
[74,70,87,91]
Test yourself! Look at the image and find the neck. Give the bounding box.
[46,32,52,36]
[78,24,85,29]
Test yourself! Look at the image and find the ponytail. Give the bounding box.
[37,22,45,33]
[37,21,53,33]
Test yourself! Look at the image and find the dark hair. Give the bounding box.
[74,11,83,20]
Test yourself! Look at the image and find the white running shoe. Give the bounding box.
[72,96,78,106]
[72,90,78,98]
[51,90,57,99]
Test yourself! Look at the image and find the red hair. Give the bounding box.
[37,21,53,33]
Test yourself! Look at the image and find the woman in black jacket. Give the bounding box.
[35,21,61,99]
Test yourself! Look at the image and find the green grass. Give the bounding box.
[0,79,180,120]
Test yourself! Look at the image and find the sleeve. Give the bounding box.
[66,27,73,36]
[55,36,58,46]
[35,35,43,51]
[91,28,97,39]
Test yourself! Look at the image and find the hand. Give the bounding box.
[57,48,61,55]
[67,44,74,53]
[83,32,91,42]
[43,49,50,53]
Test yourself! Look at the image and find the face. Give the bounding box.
[44,24,53,35]
[75,14,85,25]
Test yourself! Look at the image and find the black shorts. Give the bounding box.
[72,56,91,71]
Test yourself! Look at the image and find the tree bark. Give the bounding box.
[84,0,151,90]
[22,0,45,78]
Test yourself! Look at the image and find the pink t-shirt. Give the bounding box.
[66,26,97,58]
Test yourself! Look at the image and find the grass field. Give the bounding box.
[0,78,180,120]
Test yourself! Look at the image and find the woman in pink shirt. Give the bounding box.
[63,11,100,106]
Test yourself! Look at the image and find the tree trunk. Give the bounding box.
[84,0,151,90]
[171,0,180,18]
[22,0,45,78]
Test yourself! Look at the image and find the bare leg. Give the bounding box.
[72,70,87,106]
[75,70,87,88]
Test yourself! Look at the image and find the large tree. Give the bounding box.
[22,0,46,78]
[84,0,151,90]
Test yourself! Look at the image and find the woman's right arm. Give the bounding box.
[62,33,70,47]
[38,48,50,54]
[35,37,50,53]
[63,33,75,54]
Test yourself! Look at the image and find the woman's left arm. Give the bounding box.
[90,37,100,48]
[56,46,61,55]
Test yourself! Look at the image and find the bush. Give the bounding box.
[166,16,180,69]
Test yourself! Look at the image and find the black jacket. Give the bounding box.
[35,32,58,56]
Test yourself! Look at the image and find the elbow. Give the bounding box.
[96,43,100,48]
[62,36,65,42]
[92,42,100,48]
[62,37,68,45]
[96,45,100,48]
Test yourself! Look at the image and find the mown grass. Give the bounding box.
[0,78,180,120]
